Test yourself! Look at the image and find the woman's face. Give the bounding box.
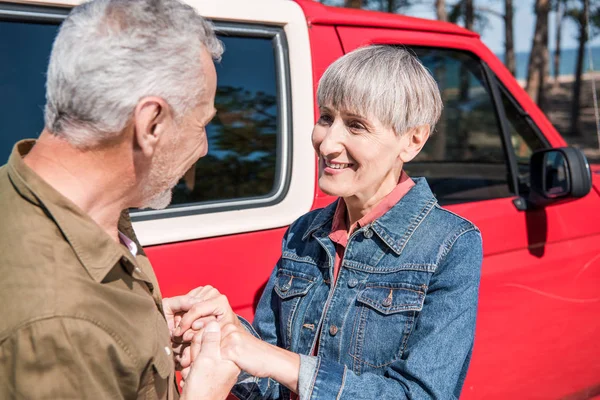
[312,105,409,202]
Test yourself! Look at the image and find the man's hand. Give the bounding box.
[173,292,241,338]
[180,322,240,400]
[163,286,222,370]
[162,286,222,334]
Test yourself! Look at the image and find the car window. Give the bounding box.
[405,48,511,205]
[170,34,280,207]
[0,20,58,163]
[0,18,284,211]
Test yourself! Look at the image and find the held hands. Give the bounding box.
[163,286,299,393]
[180,321,241,400]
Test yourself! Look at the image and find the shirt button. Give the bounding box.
[164,346,172,356]
[329,325,338,336]
[134,267,141,274]
[364,229,373,239]
[348,278,358,288]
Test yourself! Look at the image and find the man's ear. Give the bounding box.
[133,97,171,158]
[399,124,430,163]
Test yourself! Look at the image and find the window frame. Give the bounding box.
[133,22,294,221]
[0,0,316,246]
[0,5,295,220]
[409,45,551,203]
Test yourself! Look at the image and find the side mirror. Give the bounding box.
[527,147,592,208]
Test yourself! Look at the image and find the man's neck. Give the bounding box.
[23,130,135,242]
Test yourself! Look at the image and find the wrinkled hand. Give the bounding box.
[163,286,222,369]
[173,290,241,338]
[219,323,273,379]
[180,321,241,400]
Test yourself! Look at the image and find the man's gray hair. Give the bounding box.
[317,45,442,135]
[45,0,223,147]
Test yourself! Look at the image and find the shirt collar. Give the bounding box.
[304,176,437,255]
[7,140,135,282]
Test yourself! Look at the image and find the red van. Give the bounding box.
[1,0,599,398]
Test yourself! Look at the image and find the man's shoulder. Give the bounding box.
[0,179,88,335]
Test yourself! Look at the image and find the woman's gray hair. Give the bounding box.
[317,45,442,135]
[44,0,223,148]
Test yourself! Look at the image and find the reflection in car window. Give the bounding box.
[500,85,546,164]
[406,48,511,205]
[171,35,279,206]
[0,20,281,207]
[0,21,58,163]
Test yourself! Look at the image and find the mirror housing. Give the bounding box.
[527,147,592,208]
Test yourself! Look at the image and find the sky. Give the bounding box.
[327,0,600,54]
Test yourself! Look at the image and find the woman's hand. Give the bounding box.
[220,323,301,392]
[219,323,273,378]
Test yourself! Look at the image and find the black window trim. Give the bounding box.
[481,62,522,198]
[495,80,551,150]
[0,3,294,222]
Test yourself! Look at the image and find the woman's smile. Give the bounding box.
[322,158,356,175]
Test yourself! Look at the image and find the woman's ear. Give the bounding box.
[399,124,430,163]
[133,96,171,158]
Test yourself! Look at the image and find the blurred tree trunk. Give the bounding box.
[505,0,516,76]
[465,0,474,30]
[387,0,395,13]
[526,0,550,109]
[553,0,565,90]
[345,0,362,8]
[458,0,474,157]
[433,1,448,160]
[436,0,448,21]
[570,0,589,136]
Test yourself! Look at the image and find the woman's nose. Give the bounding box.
[319,124,345,157]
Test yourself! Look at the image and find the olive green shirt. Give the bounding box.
[0,140,178,399]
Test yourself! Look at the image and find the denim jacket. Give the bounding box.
[234,178,483,400]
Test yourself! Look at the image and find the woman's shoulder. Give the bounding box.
[284,200,339,242]
[428,203,480,236]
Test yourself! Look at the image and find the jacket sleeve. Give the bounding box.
[232,231,289,400]
[299,228,483,400]
[0,317,140,400]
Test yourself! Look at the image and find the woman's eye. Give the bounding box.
[318,114,333,125]
[348,121,366,131]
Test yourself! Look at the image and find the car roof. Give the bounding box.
[295,0,478,38]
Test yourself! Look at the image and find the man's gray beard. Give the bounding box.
[143,188,173,210]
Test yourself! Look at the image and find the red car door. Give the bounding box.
[336,25,600,399]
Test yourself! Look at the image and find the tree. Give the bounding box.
[567,0,590,136]
[345,0,362,8]
[525,0,551,109]
[505,0,516,76]
[472,2,516,76]
[465,0,475,30]
[436,0,448,21]
[552,0,566,90]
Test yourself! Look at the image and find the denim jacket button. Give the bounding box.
[382,297,393,307]
[281,283,291,292]
[348,278,358,288]
[329,325,338,336]
[364,228,373,239]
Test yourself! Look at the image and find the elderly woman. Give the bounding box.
[176,45,483,399]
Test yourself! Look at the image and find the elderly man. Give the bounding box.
[0,0,239,398]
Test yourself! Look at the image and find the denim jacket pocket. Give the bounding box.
[349,283,426,370]
[274,269,318,349]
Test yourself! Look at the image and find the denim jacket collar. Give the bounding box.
[302,178,437,255]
